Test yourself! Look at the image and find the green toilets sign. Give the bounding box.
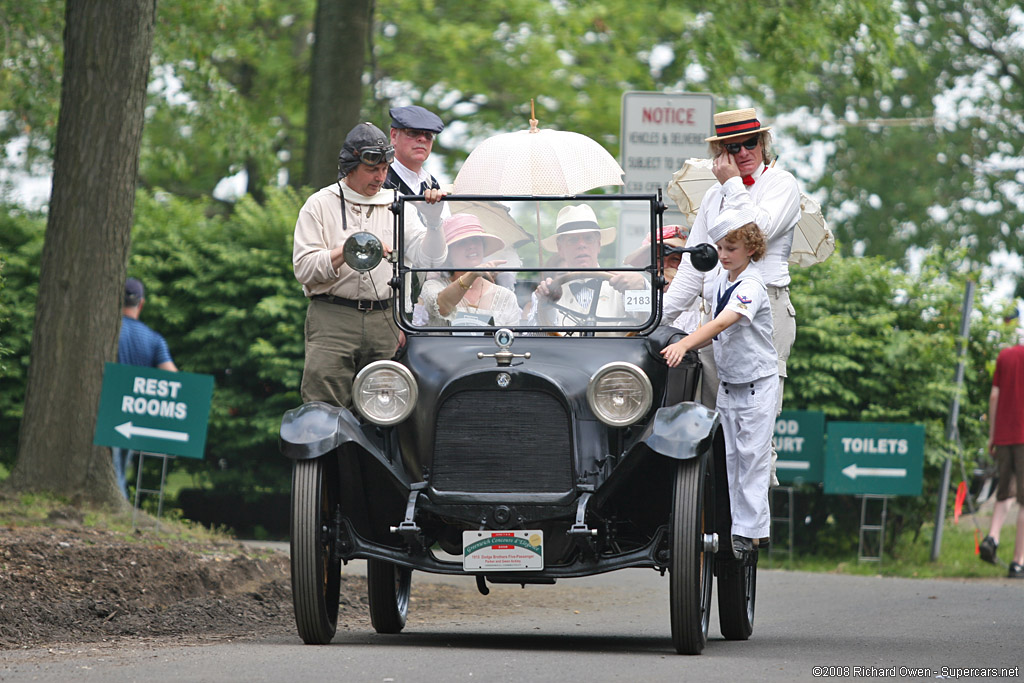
[823,422,924,496]
[94,363,214,459]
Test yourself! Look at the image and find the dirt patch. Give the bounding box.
[0,520,381,650]
[0,517,581,651]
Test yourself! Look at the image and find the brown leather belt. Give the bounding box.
[312,294,389,311]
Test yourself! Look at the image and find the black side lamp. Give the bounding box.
[664,243,719,272]
[342,232,385,272]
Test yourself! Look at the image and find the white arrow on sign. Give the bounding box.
[115,421,189,443]
[842,463,905,480]
[776,460,810,470]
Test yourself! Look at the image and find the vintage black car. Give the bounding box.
[279,193,757,655]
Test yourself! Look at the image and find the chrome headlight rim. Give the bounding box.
[586,361,653,427]
[352,360,418,426]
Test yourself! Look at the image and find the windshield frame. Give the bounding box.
[392,193,669,336]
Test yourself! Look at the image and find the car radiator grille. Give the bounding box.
[431,390,574,494]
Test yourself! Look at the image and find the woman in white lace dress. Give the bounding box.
[419,214,522,328]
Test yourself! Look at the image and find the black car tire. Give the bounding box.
[670,457,714,655]
[717,548,757,640]
[290,458,341,644]
[367,559,412,634]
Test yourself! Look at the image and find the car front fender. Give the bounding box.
[637,401,719,461]
[279,401,378,461]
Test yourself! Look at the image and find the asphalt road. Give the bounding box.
[2,556,1021,683]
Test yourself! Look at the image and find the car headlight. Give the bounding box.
[586,362,653,427]
[352,361,418,426]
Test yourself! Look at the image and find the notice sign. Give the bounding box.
[824,422,925,496]
[94,363,214,459]
[463,530,544,571]
[620,91,714,196]
[773,410,825,484]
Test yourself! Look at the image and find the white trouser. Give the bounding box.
[718,374,778,539]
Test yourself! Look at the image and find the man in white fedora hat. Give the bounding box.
[664,106,801,487]
[530,204,645,330]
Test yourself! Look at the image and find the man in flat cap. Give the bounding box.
[386,105,445,196]
[386,105,450,318]
[292,122,447,409]
[664,106,801,488]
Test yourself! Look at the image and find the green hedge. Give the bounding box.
[126,188,309,494]
[782,249,1011,554]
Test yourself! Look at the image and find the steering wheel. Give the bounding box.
[538,271,643,331]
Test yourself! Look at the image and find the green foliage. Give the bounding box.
[791,1,1024,262]
[127,187,308,494]
[783,250,1009,553]
[0,206,45,467]
[0,189,307,493]
[143,0,316,197]
[0,1,65,181]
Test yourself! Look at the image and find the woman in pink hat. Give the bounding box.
[418,214,522,328]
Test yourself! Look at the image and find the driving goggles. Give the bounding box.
[723,137,760,155]
[357,146,396,166]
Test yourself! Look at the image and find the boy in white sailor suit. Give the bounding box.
[660,207,778,559]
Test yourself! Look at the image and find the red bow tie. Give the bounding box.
[742,165,768,186]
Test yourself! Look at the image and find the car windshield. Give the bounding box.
[396,195,666,335]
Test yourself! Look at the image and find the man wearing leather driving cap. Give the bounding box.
[292,121,447,409]
[663,106,801,487]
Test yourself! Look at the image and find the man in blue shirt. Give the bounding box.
[114,278,177,498]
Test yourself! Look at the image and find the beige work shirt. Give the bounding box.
[292,181,445,300]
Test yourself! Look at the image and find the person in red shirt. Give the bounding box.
[979,326,1024,578]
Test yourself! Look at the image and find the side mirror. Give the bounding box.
[682,243,719,272]
[342,231,385,272]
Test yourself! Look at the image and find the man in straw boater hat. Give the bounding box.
[529,204,646,330]
[663,107,802,487]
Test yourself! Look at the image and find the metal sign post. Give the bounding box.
[131,452,174,531]
[931,280,975,561]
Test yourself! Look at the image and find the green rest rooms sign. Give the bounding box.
[773,410,825,484]
[94,363,214,459]
[824,422,925,496]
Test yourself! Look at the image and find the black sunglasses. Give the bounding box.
[400,128,435,142]
[723,137,760,155]
[357,146,396,166]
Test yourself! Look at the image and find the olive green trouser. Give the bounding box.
[300,298,398,409]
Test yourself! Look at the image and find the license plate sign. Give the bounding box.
[463,530,543,571]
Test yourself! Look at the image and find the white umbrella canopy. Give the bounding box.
[454,117,624,195]
[666,158,835,267]
[447,200,534,249]
[791,194,836,268]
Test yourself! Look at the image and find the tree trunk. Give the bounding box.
[7,0,157,506]
[302,0,373,188]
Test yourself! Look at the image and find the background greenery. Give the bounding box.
[0,1,1020,548]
